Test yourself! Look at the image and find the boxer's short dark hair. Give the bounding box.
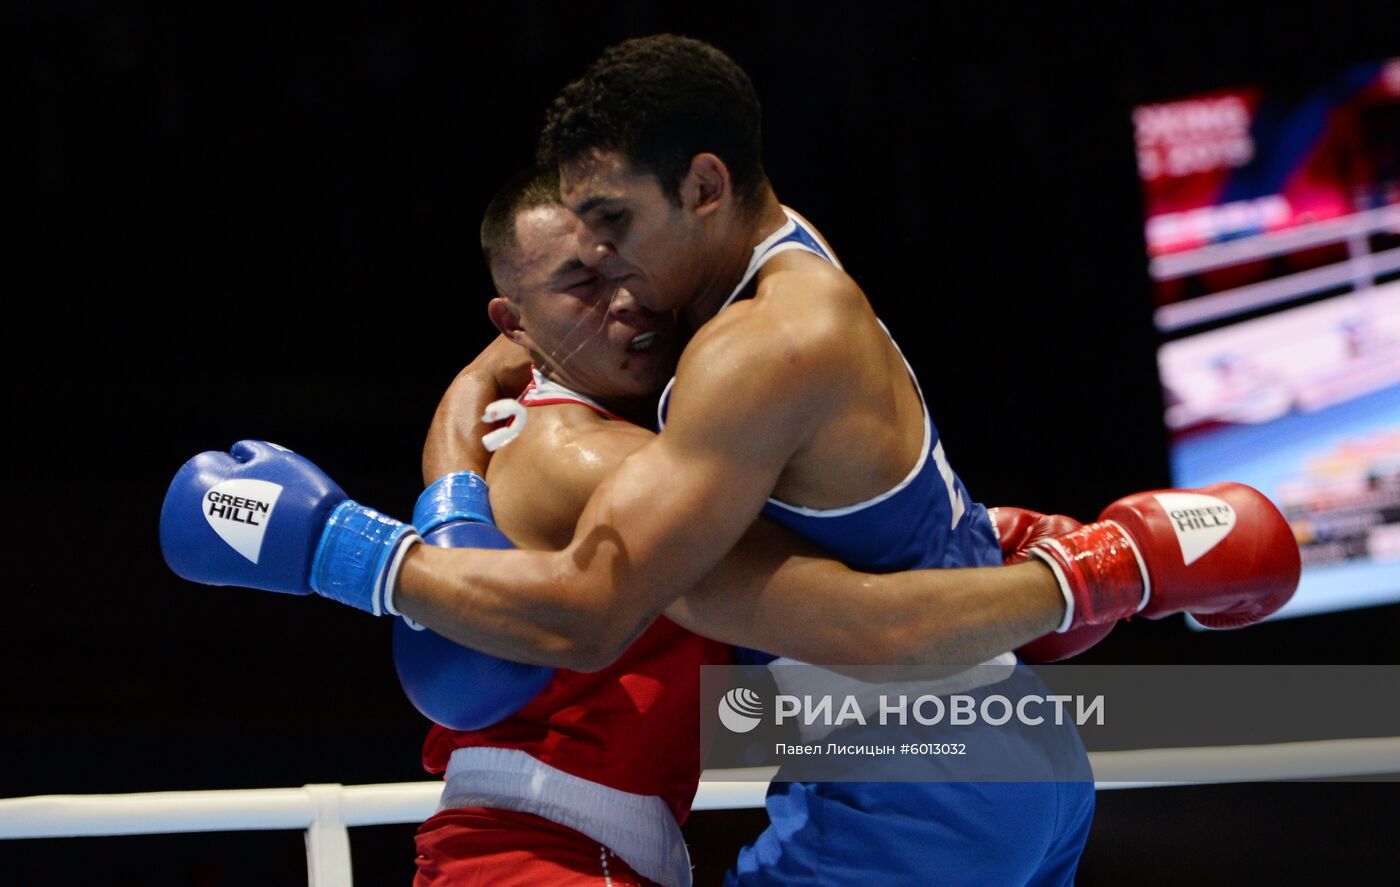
[538,34,767,209]
[480,164,560,291]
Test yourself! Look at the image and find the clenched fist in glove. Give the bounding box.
[1028,483,1300,633]
[990,507,1115,662]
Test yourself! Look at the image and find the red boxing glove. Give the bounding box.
[991,506,1084,563]
[1029,482,1301,631]
[989,506,1114,662]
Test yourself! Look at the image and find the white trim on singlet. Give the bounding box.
[765,318,935,518]
[521,367,608,412]
[655,375,678,427]
[718,207,845,314]
[721,209,937,520]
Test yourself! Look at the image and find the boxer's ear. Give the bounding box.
[488,297,526,343]
[683,152,730,217]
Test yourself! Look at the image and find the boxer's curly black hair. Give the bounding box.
[537,34,767,209]
[480,164,560,292]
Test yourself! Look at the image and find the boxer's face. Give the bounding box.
[493,204,679,400]
[560,150,709,315]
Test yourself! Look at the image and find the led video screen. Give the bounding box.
[1135,58,1400,620]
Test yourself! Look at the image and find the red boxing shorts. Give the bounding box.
[414,807,665,886]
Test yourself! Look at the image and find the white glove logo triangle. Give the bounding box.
[1153,492,1236,566]
[203,479,283,564]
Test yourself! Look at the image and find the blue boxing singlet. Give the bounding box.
[657,207,1002,575]
[660,209,1095,887]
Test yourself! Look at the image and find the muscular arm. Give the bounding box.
[670,522,1061,668]
[421,335,533,483]
[396,301,1065,670]
[396,302,825,663]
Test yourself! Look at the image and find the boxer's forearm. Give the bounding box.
[807,560,1064,666]
[393,543,634,671]
[671,551,1064,667]
[397,436,781,670]
[421,336,532,484]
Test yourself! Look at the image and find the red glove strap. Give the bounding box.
[1034,521,1148,628]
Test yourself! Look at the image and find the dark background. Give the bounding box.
[8,1,1400,884]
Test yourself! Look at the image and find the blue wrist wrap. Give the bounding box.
[310,501,417,615]
[395,470,555,729]
[414,471,494,533]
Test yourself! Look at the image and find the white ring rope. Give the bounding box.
[1089,735,1400,786]
[2,738,1398,842]
[0,781,442,840]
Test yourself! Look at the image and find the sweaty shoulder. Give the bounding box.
[754,248,867,323]
[683,251,867,396]
[661,255,870,475]
[491,401,651,490]
[487,402,653,549]
[668,244,922,507]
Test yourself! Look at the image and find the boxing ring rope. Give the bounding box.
[2,738,1398,887]
[1149,204,1400,331]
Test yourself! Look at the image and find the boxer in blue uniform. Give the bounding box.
[653,200,1092,887]
[450,37,1097,884]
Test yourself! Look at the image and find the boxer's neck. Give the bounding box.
[681,188,788,330]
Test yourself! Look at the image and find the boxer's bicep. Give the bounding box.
[560,428,780,628]
[557,331,828,657]
[422,335,532,483]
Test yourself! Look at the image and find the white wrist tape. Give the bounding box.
[1029,545,1077,633]
[380,532,422,618]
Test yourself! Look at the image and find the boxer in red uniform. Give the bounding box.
[412,373,727,887]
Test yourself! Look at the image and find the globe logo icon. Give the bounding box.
[718,687,764,733]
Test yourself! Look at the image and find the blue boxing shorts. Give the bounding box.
[726,663,1095,887]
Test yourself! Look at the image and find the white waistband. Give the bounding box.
[440,746,692,887]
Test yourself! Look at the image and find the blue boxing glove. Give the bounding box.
[160,440,419,616]
[392,471,555,731]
